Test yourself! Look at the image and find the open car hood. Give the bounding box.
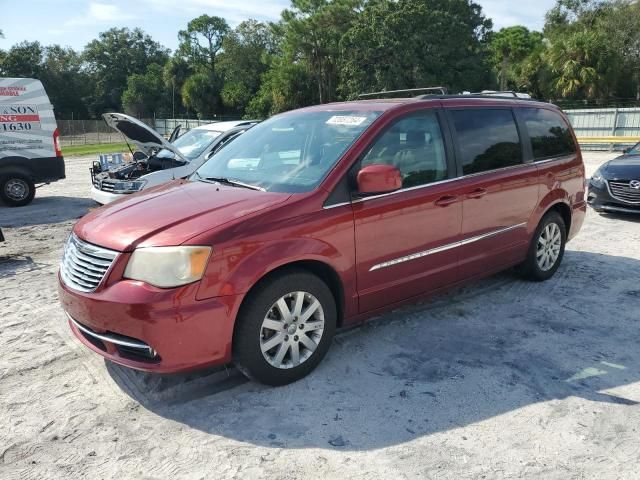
[102,112,187,162]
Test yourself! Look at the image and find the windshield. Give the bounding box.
[157,128,222,160]
[628,142,640,155]
[193,110,380,192]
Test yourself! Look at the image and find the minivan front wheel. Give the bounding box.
[0,174,35,207]
[519,211,567,281]
[233,269,336,385]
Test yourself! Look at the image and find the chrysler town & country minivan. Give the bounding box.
[58,93,585,385]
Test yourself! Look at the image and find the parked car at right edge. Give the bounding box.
[588,140,640,214]
[59,92,585,386]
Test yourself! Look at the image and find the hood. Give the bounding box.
[103,113,188,162]
[602,154,640,180]
[74,180,291,251]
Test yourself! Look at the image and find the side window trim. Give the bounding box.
[445,106,525,177]
[513,108,534,163]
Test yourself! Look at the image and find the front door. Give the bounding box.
[352,110,463,313]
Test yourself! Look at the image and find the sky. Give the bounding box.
[0,0,556,52]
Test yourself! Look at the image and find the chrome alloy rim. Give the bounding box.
[260,291,325,369]
[536,222,562,271]
[5,178,29,201]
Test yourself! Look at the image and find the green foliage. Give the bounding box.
[4,1,640,120]
[83,28,170,116]
[122,63,169,117]
[339,0,493,99]
[178,15,230,73]
[219,20,275,114]
[489,26,543,90]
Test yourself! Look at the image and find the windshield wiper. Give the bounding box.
[202,176,265,191]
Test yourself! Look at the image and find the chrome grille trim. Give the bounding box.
[60,234,118,292]
[607,180,640,204]
[66,313,157,357]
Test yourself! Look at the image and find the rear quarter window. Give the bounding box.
[450,109,522,175]
[520,108,576,161]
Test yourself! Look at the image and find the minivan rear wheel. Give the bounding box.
[0,173,35,207]
[233,269,337,386]
[518,210,566,281]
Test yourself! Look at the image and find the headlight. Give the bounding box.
[112,180,147,193]
[590,168,605,188]
[124,246,212,288]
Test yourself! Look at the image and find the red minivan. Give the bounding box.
[59,94,586,385]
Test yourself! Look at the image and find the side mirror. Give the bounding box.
[623,147,631,154]
[357,164,402,195]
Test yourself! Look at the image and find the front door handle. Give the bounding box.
[466,188,488,199]
[434,195,458,207]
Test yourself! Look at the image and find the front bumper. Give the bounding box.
[587,181,640,214]
[59,274,242,373]
[90,186,127,205]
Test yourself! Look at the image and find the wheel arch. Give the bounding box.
[0,157,35,179]
[236,259,346,330]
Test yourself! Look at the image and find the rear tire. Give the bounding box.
[518,210,567,282]
[0,173,35,207]
[233,269,337,386]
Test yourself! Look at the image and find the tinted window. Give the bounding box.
[361,111,448,188]
[521,108,576,160]
[451,109,522,175]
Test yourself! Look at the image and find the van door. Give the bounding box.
[447,108,538,279]
[353,109,462,313]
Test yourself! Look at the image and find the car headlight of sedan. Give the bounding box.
[590,168,606,189]
[112,180,147,193]
[124,246,212,288]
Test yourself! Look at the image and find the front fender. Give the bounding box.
[196,236,355,303]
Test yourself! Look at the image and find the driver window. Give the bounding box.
[361,111,448,188]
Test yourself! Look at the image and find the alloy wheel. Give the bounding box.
[536,222,562,271]
[260,291,325,369]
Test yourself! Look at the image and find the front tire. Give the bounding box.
[233,269,337,386]
[518,211,567,281]
[0,173,35,207]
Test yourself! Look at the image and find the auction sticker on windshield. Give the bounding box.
[0,105,41,132]
[326,115,368,126]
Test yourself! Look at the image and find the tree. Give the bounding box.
[279,0,363,104]
[83,28,170,115]
[338,0,493,99]
[163,56,192,118]
[0,41,44,78]
[219,20,275,115]
[122,63,169,117]
[181,71,223,118]
[178,15,230,118]
[178,15,230,74]
[489,26,544,90]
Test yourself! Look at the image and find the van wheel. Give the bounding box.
[233,269,337,386]
[518,211,566,281]
[0,174,35,207]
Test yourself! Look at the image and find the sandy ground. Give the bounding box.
[1,152,639,479]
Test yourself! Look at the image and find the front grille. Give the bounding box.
[60,234,118,292]
[95,179,116,192]
[608,180,640,204]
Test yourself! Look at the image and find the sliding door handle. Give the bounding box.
[466,188,488,199]
[434,195,459,207]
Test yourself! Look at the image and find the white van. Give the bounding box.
[91,113,257,204]
[0,78,65,206]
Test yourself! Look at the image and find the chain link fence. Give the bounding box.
[58,117,243,146]
[57,118,154,147]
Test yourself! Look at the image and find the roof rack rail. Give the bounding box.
[358,86,448,99]
[463,90,531,99]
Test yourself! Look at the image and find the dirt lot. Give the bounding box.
[1,152,639,479]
